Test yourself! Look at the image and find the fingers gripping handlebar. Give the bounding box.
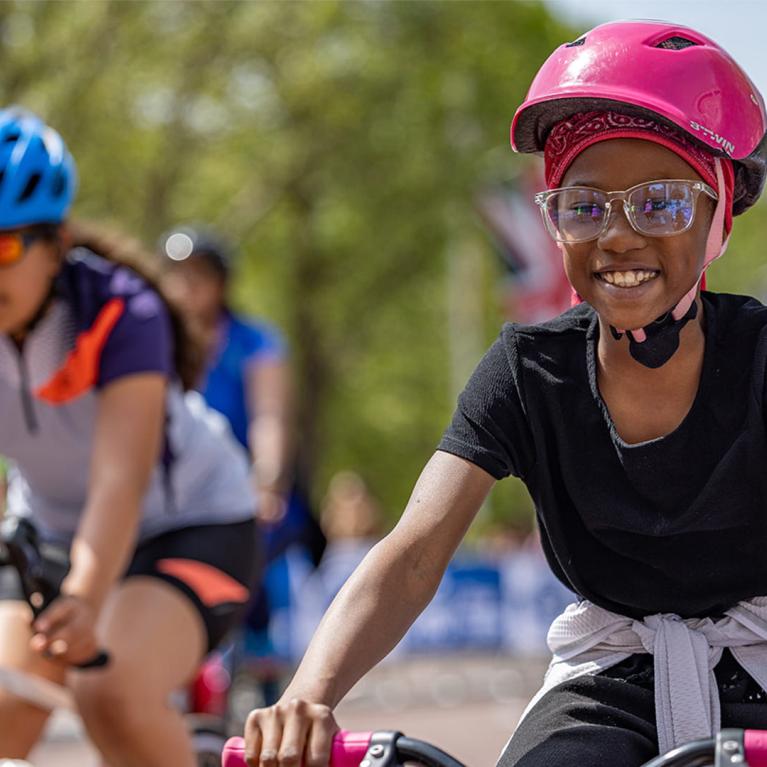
[0,516,109,669]
[222,731,467,767]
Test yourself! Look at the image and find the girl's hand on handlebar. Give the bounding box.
[30,594,100,666]
[244,698,339,767]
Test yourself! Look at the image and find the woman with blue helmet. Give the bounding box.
[0,107,259,766]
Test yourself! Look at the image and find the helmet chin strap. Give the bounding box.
[609,159,729,366]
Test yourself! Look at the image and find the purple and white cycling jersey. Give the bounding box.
[0,248,254,543]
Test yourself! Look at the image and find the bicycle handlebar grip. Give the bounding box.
[221,730,373,767]
[331,731,374,767]
[221,737,246,767]
[745,730,767,767]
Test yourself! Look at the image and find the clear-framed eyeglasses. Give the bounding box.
[533,179,718,244]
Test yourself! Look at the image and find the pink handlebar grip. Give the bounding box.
[222,731,373,767]
[745,730,767,767]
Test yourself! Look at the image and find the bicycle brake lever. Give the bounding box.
[1,517,68,617]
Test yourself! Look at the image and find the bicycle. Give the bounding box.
[0,514,229,767]
[221,727,767,767]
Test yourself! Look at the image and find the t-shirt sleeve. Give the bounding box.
[438,327,534,480]
[97,288,174,387]
[245,323,287,367]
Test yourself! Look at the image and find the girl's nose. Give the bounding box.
[597,200,648,253]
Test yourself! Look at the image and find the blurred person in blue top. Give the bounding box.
[159,226,292,524]
[0,108,259,767]
[158,227,325,697]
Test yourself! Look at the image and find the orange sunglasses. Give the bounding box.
[0,231,41,267]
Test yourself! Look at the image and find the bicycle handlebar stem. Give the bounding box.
[717,729,747,767]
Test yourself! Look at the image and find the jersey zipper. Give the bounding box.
[17,350,38,433]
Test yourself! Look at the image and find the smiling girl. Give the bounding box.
[243,20,767,767]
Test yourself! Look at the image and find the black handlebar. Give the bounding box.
[395,736,467,767]
[339,731,468,767]
[639,729,756,767]
[641,739,713,767]
[0,515,109,669]
[361,730,747,767]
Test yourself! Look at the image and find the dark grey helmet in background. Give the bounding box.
[157,225,232,280]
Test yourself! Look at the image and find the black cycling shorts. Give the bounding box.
[0,519,262,652]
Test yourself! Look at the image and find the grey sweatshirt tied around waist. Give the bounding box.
[518,598,767,755]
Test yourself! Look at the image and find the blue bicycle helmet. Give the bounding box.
[0,107,77,229]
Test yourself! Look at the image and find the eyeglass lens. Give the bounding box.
[545,181,699,242]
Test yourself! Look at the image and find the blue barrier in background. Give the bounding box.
[252,543,574,662]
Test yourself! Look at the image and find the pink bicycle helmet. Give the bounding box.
[511,20,767,214]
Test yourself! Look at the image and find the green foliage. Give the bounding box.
[0,0,578,525]
[709,197,767,300]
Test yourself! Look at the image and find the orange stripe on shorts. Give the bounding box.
[156,558,250,607]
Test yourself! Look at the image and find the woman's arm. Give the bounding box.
[247,358,294,522]
[245,450,495,766]
[32,374,166,663]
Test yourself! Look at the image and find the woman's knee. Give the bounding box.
[71,667,167,737]
[71,579,206,741]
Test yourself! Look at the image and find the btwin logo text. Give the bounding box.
[689,120,735,155]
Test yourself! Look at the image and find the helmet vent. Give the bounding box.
[50,169,66,198]
[18,172,41,203]
[565,37,585,48]
[656,36,699,50]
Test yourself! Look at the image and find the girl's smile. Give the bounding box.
[559,138,715,332]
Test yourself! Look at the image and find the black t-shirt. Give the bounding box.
[439,292,767,619]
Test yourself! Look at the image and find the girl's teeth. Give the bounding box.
[599,270,657,287]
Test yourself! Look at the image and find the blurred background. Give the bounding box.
[1,0,764,763]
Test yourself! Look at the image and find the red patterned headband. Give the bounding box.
[544,111,734,233]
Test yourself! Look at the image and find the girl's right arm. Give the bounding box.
[244,450,495,767]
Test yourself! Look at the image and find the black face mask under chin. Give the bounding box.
[608,300,698,369]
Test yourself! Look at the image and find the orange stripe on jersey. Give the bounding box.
[35,298,125,404]
[157,558,250,607]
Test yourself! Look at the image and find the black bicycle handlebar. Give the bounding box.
[639,728,766,767]
[0,515,109,669]
[641,739,714,767]
[395,736,467,767]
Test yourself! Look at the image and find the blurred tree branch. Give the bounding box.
[0,0,578,523]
